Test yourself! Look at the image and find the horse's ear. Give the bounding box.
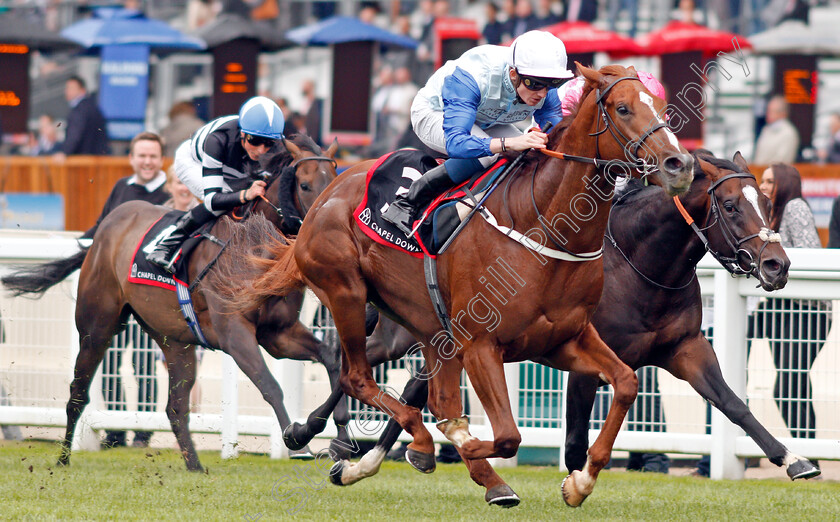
[285,138,302,159]
[626,65,637,76]
[696,155,717,181]
[326,138,339,159]
[578,63,603,88]
[732,151,750,173]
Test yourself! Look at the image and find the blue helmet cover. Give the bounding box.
[238,96,285,139]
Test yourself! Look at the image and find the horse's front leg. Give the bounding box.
[216,316,315,459]
[323,285,436,469]
[540,323,637,507]
[667,333,819,480]
[429,342,521,506]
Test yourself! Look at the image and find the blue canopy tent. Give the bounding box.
[61,7,205,52]
[286,16,418,48]
[61,8,206,141]
[286,16,418,146]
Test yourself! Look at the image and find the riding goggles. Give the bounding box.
[518,73,569,92]
[244,134,279,148]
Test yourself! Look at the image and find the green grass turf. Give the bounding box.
[1,440,837,521]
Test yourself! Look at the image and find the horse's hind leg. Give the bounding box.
[154,338,203,471]
[540,324,637,507]
[59,297,125,467]
[667,334,819,480]
[564,374,601,472]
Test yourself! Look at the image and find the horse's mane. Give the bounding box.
[260,133,323,173]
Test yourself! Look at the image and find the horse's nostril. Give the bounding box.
[763,259,781,276]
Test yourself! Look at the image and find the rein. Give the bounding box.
[606,172,782,290]
[605,185,697,291]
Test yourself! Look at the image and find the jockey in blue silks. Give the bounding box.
[382,30,574,237]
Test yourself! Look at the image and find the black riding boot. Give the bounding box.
[146,207,210,273]
[381,163,454,237]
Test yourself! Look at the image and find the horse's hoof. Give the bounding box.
[561,473,587,508]
[405,448,436,474]
[329,460,347,486]
[283,423,307,451]
[329,439,352,461]
[56,459,69,467]
[787,459,821,481]
[289,447,315,460]
[485,484,520,508]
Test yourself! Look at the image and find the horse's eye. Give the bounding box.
[723,201,737,213]
[300,182,312,192]
[616,105,630,116]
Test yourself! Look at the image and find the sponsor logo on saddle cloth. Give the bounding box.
[353,149,507,258]
[129,211,197,290]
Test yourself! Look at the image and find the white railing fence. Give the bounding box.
[1,232,839,479]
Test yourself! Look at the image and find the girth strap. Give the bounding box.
[423,255,454,339]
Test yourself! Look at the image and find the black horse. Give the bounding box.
[1,135,351,471]
[320,151,820,486]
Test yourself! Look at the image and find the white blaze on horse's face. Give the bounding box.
[638,92,679,149]
[742,184,767,226]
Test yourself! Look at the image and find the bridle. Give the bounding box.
[529,75,672,259]
[684,172,781,279]
[606,172,781,290]
[539,75,666,177]
[257,154,337,225]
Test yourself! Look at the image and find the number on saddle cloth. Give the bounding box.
[354,150,508,257]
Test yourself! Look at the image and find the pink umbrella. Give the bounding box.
[636,20,751,56]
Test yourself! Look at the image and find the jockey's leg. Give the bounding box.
[146,204,216,272]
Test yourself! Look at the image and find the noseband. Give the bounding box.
[539,76,668,176]
[677,172,781,278]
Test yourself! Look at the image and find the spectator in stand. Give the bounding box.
[275,97,299,137]
[160,100,205,158]
[828,193,840,248]
[29,114,63,156]
[187,0,217,31]
[55,75,109,159]
[508,0,541,38]
[563,0,598,22]
[534,0,562,27]
[415,0,450,82]
[608,0,640,37]
[817,112,840,165]
[91,132,169,449]
[753,95,799,164]
[300,79,324,146]
[755,163,830,441]
[370,65,396,156]
[482,2,507,45]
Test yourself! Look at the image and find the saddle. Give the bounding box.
[129,210,212,290]
[354,149,508,258]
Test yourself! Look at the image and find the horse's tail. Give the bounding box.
[1,247,89,298]
[212,215,305,313]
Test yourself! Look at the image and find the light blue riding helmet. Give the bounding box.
[238,96,285,139]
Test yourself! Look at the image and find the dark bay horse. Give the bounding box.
[220,64,695,507]
[326,150,818,491]
[564,151,820,480]
[1,135,341,472]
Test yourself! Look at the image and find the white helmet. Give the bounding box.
[508,30,574,80]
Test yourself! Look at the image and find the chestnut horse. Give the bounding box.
[325,150,818,490]
[1,135,341,472]
[222,64,695,507]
